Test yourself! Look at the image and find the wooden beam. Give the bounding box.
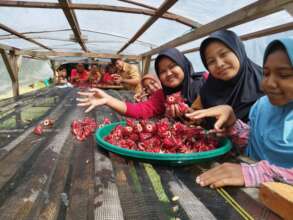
[118,0,178,54]
[0,1,198,28]
[182,22,293,54]
[142,56,151,75]
[0,42,19,51]
[0,22,53,51]
[15,50,141,60]
[117,0,201,28]
[59,0,87,52]
[0,50,22,96]
[141,0,293,57]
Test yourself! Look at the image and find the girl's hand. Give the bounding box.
[196,163,245,188]
[77,88,109,113]
[185,105,236,131]
[170,104,185,118]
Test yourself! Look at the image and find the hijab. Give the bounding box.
[245,38,293,168]
[199,30,264,121]
[154,48,205,105]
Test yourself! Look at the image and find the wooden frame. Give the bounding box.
[14,50,141,61]
[182,22,293,54]
[141,0,293,57]
[0,1,201,28]
[117,0,178,54]
[0,22,52,51]
[0,50,22,96]
[117,0,201,28]
[59,0,87,52]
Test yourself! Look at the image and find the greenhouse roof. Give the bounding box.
[0,0,292,61]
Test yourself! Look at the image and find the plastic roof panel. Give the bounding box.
[0,7,71,33]
[169,0,258,24]
[76,10,150,40]
[0,38,42,50]
[137,18,191,46]
[231,10,293,35]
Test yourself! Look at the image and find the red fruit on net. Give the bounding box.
[42,118,54,127]
[34,124,43,135]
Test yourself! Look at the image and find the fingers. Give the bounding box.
[174,104,181,117]
[88,88,100,92]
[185,109,212,120]
[214,115,228,130]
[76,97,88,102]
[85,104,96,113]
[78,91,94,97]
[77,102,90,107]
[170,104,176,118]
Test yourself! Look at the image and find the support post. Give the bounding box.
[0,49,22,96]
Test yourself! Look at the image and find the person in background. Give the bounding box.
[111,58,142,94]
[89,64,102,86]
[134,73,162,102]
[186,38,293,188]
[77,48,205,120]
[55,66,68,85]
[191,30,264,123]
[70,63,89,86]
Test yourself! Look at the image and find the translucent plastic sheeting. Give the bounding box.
[75,10,149,39]
[169,0,257,24]
[0,7,71,38]
[137,18,191,46]
[0,57,53,94]
[0,38,41,50]
[231,10,293,35]
[0,56,12,94]
[18,58,53,86]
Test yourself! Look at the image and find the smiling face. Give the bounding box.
[262,49,293,106]
[115,59,124,71]
[142,78,161,95]
[204,41,240,81]
[157,57,184,88]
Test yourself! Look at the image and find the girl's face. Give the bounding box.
[158,57,184,88]
[262,50,293,106]
[142,78,161,95]
[204,41,240,80]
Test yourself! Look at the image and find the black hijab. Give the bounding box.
[199,30,264,121]
[154,48,205,106]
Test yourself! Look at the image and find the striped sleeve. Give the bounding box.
[228,119,250,152]
[241,160,293,187]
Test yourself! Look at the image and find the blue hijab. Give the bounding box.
[154,48,205,105]
[245,38,293,168]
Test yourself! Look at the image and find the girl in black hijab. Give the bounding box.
[155,48,205,106]
[77,48,205,119]
[190,29,264,122]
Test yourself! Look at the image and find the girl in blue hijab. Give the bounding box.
[187,38,293,188]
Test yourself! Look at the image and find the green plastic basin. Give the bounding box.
[95,121,232,166]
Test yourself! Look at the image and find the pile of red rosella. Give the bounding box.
[104,118,218,154]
